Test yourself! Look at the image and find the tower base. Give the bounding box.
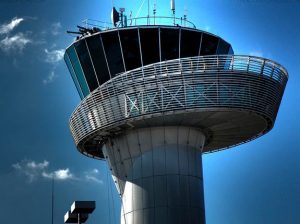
[103,126,206,224]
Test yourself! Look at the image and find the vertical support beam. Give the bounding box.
[77,214,81,224]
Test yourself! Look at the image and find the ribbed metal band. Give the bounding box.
[69,55,288,158]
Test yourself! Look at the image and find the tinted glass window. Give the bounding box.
[86,34,110,85]
[180,29,202,58]
[217,39,230,55]
[101,31,125,77]
[224,47,234,70]
[67,46,90,97]
[119,29,142,71]
[160,28,179,61]
[139,28,160,66]
[74,40,98,92]
[200,33,219,55]
[64,53,84,99]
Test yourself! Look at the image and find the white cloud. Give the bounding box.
[27,160,49,169]
[44,48,64,64]
[43,71,57,85]
[42,168,74,180]
[55,169,73,179]
[12,163,21,170]
[86,175,103,184]
[92,169,99,174]
[0,33,31,52]
[85,169,103,184]
[12,159,102,184]
[12,159,74,182]
[12,160,50,182]
[0,17,24,35]
[51,22,62,36]
[43,48,64,84]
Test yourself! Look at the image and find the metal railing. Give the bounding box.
[69,55,288,155]
[82,19,112,30]
[81,16,196,30]
[126,16,196,28]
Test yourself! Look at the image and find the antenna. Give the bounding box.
[153,2,156,25]
[170,0,175,25]
[111,7,120,27]
[184,6,187,27]
[129,11,133,25]
[111,7,126,27]
[120,7,125,27]
[135,0,146,19]
[147,0,150,25]
[51,175,54,224]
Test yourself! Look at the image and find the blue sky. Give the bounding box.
[0,0,299,223]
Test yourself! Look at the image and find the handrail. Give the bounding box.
[71,55,288,118]
[126,16,196,28]
[81,19,112,30]
[81,16,196,30]
[104,55,288,87]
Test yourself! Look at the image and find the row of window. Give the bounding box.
[64,27,233,98]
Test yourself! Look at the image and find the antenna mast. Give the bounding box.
[153,2,156,25]
[184,6,187,27]
[51,176,54,224]
[148,0,150,25]
[171,0,175,25]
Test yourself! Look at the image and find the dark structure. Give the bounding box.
[65,25,233,99]
[64,201,96,224]
[64,8,288,224]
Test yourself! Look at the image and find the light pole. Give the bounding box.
[64,201,95,224]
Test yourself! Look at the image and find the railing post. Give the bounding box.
[260,60,265,75]
[141,91,144,113]
[125,94,128,117]
[161,84,164,110]
[270,63,275,78]
[247,56,250,72]
[217,56,219,105]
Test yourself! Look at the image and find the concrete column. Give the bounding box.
[103,126,206,224]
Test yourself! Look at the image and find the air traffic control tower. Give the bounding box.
[64,3,288,224]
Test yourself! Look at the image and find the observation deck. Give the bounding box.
[68,55,287,159]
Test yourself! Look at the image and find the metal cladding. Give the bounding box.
[104,126,206,224]
[65,23,288,224]
[69,54,287,159]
